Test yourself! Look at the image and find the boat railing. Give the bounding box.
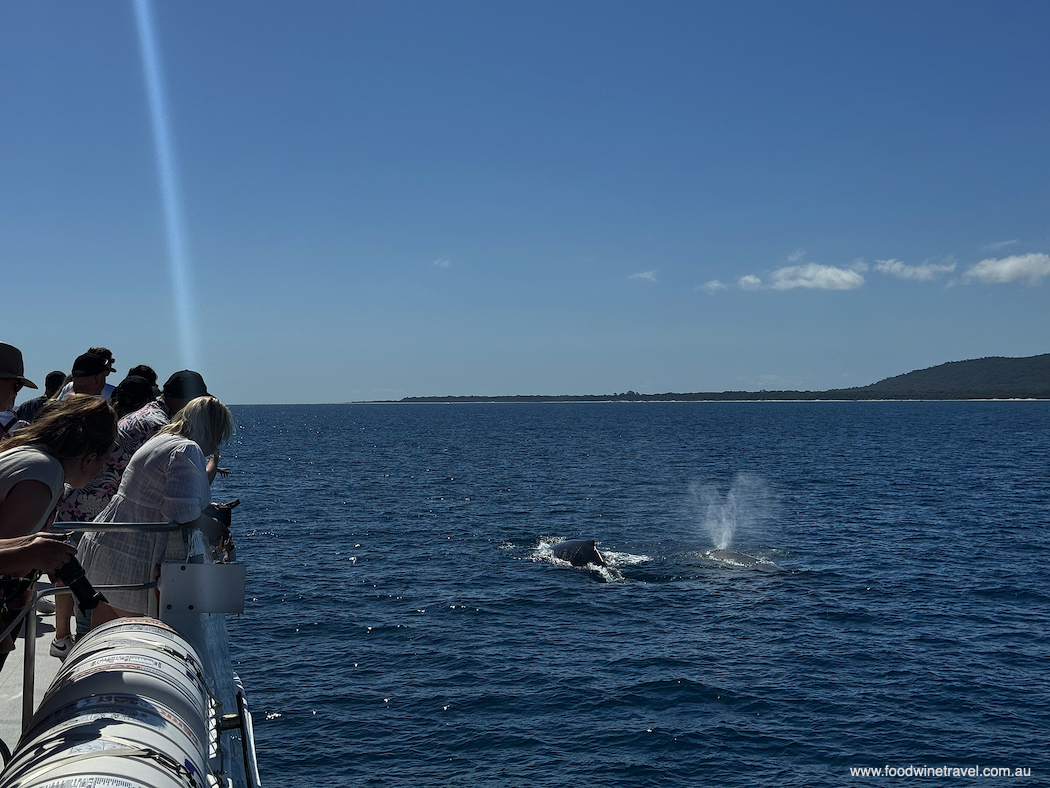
[3,522,182,730]
[1,522,258,787]
[49,521,182,534]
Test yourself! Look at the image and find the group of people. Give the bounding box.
[0,341,234,664]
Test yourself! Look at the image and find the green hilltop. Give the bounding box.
[399,353,1050,403]
[840,354,1050,400]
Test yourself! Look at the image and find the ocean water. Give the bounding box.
[212,402,1050,786]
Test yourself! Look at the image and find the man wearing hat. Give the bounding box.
[55,347,117,402]
[59,352,115,401]
[111,370,212,469]
[0,342,38,438]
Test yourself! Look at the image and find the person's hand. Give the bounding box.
[206,503,233,529]
[216,467,231,478]
[0,532,76,576]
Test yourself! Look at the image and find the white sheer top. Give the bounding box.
[79,433,210,613]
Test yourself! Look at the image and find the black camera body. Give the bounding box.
[54,557,107,611]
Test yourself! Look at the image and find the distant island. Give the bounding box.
[397,354,1050,403]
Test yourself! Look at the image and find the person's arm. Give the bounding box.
[165,443,224,539]
[0,480,54,539]
[205,455,230,484]
[0,532,75,576]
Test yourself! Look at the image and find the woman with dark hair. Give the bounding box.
[0,395,117,539]
[127,365,158,387]
[79,395,234,626]
[110,375,155,419]
[0,395,117,664]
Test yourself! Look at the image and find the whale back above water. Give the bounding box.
[704,548,780,571]
[552,539,606,567]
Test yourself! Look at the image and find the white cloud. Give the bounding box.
[432,258,451,268]
[768,263,865,291]
[699,279,729,292]
[630,271,658,282]
[787,249,806,263]
[738,274,764,290]
[964,253,1050,285]
[875,258,956,281]
[981,239,1020,252]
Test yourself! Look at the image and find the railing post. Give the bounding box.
[21,585,37,731]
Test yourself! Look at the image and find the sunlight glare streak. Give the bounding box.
[134,0,199,369]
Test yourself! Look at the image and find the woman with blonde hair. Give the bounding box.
[78,395,234,626]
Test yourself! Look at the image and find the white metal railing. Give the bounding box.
[48,521,182,534]
[2,521,257,787]
[4,522,183,729]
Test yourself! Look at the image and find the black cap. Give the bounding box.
[72,353,108,378]
[115,375,155,403]
[163,370,208,400]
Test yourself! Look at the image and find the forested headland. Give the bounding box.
[396,354,1050,403]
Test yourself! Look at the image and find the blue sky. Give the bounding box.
[3,1,1048,404]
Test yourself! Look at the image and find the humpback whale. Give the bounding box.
[704,548,779,571]
[551,539,606,567]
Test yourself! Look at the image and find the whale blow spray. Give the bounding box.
[688,473,774,550]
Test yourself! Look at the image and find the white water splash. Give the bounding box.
[686,473,774,550]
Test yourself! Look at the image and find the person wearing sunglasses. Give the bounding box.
[0,342,37,440]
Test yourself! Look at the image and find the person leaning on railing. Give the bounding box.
[77,395,234,628]
[0,393,117,666]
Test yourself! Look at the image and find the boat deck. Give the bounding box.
[0,604,62,756]
[0,576,258,786]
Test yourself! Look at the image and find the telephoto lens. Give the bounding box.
[54,557,107,610]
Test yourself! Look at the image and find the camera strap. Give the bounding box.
[0,571,40,654]
[0,414,19,438]
[0,572,39,612]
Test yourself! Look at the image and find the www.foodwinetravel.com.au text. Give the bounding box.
[849,765,1032,778]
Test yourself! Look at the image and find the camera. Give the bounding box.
[54,556,107,611]
[207,498,240,529]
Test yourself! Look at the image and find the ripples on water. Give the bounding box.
[212,402,1050,787]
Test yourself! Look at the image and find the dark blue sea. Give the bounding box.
[212,402,1050,786]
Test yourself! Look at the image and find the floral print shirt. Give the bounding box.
[54,398,173,523]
